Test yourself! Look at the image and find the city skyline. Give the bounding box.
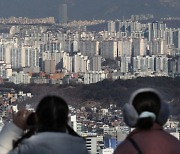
[0,1,180,154]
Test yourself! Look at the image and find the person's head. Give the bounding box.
[123,88,169,130]
[13,95,79,149]
[35,95,69,132]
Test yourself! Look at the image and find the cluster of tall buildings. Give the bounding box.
[0,17,55,25]
[0,18,179,85]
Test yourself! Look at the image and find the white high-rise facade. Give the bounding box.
[79,40,99,58]
[118,39,132,57]
[132,38,147,56]
[90,56,102,71]
[22,46,39,68]
[101,41,117,60]
[155,55,169,75]
[151,39,167,55]
[63,52,72,72]
[74,53,89,73]
[108,21,116,33]
[173,29,180,49]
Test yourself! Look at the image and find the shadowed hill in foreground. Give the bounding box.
[3,77,180,116]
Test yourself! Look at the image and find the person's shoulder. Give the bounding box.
[23,132,85,144]
[21,132,87,154]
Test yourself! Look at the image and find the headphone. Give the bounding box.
[123,88,169,127]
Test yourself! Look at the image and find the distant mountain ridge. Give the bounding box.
[0,0,180,20]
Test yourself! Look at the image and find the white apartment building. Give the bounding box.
[90,56,102,71]
[42,50,64,65]
[70,115,82,134]
[173,29,180,49]
[120,57,131,73]
[118,38,132,57]
[84,71,107,84]
[79,40,99,58]
[151,39,168,55]
[132,56,155,73]
[165,28,173,45]
[63,52,73,72]
[119,21,131,33]
[108,21,116,33]
[81,133,98,154]
[9,71,31,84]
[0,117,4,132]
[155,55,168,75]
[132,38,147,56]
[99,148,114,154]
[101,41,118,60]
[22,46,39,68]
[130,21,142,32]
[74,53,90,73]
[0,61,12,78]
[0,43,39,69]
[155,55,169,75]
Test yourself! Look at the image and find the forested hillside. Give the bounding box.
[2,77,180,116]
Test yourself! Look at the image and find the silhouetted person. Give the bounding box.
[114,88,180,154]
[0,96,88,154]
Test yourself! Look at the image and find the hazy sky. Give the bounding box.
[0,0,179,20]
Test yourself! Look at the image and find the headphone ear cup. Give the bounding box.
[123,104,139,127]
[157,101,169,126]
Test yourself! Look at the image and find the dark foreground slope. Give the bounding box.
[2,77,180,116]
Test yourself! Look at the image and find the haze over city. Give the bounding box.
[0,1,180,154]
[0,0,180,20]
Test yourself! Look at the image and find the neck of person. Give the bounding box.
[37,125,67,133]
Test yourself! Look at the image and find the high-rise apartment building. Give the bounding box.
[155,55,169,75]
[90,56,102,71]
[59,3,68,24]
[108,21,116,33]
[63,52,73,72]
[82,133,97,154]
[9,71,31,84]
[132,38,147,56]
[150,39,167,55]
[120,57,131,73]
[22,46,39,68]
[84,71,107,84]
[70,115,82,134]
[73,53,89,73]
[173,29,180,49]
[79,40,99,58]
[132,56,155,73]
[43,60,56,74]
[148,21,167,41]
[101,41,118,60]
[165,28,173,45]
[118,38,132,57]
